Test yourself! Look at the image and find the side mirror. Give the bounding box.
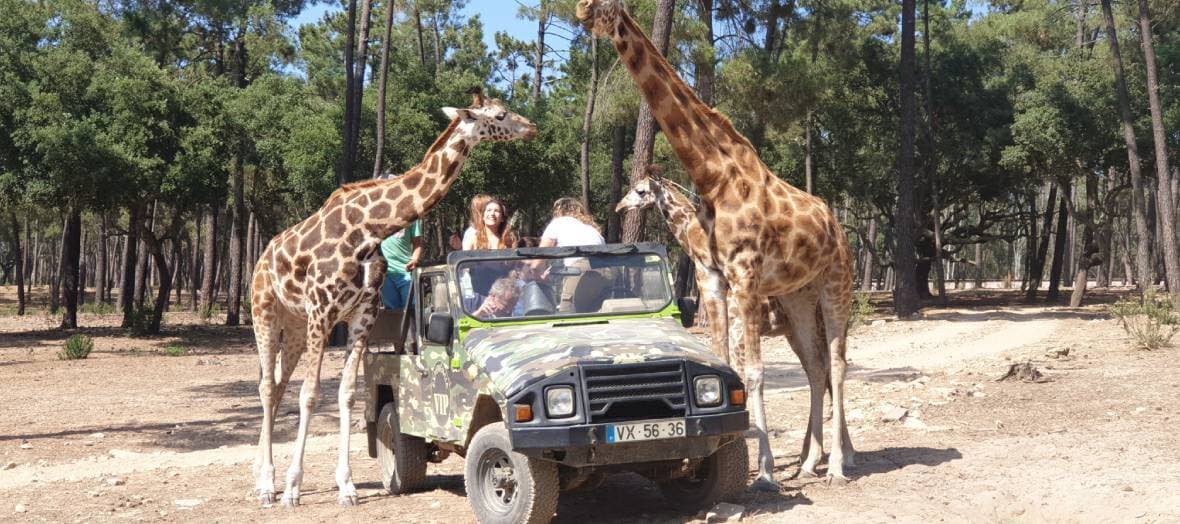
[676,297,698,328]
[425,312,454,345]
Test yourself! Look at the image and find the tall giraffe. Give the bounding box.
[579,1,856,487]
[617,166,853,478]
[250,89,536,508]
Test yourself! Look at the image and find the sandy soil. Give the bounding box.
[1,287,1177,523]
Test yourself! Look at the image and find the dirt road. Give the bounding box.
[1,291,1177,522]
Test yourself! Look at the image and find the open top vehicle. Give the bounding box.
[363,243,749,524]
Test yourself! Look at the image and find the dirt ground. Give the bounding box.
[1,287,1178,523]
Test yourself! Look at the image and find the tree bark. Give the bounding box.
[341,0,359,185]
[226,159,246,326]
[96,216,108,304]
[413,3,426,66]
[861,217,877,292]
[10,212,25,315]
[61,209,81,328]
[893,0,921,317]
[974,241,983,289]
[199,205,218,317]
[622,0,676,243]
[607,125,625,243]
[1136,0,1180,305]
[373,0,396,178]
[695,0,716,106]
[1101,0,1153,292]
[121,205,140,326]
[351,0,373,178]
[532,3,548,105]
[133,203,152,309]
[1047,185,1070,301]
[1025,184,1057,301]
[579,37,599,210]
[78,229,87,307]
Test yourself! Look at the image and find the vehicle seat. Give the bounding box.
[572,270,611,313]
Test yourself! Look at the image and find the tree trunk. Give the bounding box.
[579,37,599,210]
[607,125,625,243]
[1025,184,1057,301]
[226,159,246,326]
[1070,173,1103,307]
[1101,0,1153,292]
[893,0,921,317]
[431,10,442,70]
[61,210,81,327]
[96,216,108,304]
[861,217,876,292]
[532,5,547,105]
[1136,0,1180,305]
[351,0,372,178]
[133,203,153,309]
[121,205,140,326]
[805,112,814,194]
[341,0,358,185]
[373,0,396,178]
[1047,185,1070,301]
[695,0,716,106]
[77,229,87,307]
[974,242,983,289]
[10,212,25,315]
[413,4,426,66]
[622,0,676,244]
[199,205,218,317]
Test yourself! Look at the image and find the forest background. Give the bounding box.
[1,0,1178,334]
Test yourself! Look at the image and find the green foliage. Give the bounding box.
[848,293,876,332]
[1110,288,1180,350]
[125,306,156,337]
[59,334,94,360]
[79,302,118,315]
[164,345,187,357]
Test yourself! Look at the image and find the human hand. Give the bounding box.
[405,259,419,271]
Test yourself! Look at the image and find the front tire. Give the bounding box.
[377,402,428,494]
[465,423,559,524]
[658,436,748,511]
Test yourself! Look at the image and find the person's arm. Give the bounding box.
[462,227,476,250]
[406,236,424,271]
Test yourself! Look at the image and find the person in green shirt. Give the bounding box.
[380,220,423,310]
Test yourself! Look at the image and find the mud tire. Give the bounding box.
[377,402,428,494]
[658,437,748,511]
[465,423,559,524]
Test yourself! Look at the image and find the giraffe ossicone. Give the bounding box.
[250,87,535,509]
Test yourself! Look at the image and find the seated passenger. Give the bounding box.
[469,277,521,319]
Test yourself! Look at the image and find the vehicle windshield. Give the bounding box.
[456,252,673,321]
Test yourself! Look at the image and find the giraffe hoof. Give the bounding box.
[258,492,275,508]
[339,495,359,507]
[793,468,819,480]
[750,477,781,492]
[825,473,850,487]
[280,495,299,509]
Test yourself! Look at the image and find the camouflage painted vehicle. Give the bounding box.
[363,243,749,524]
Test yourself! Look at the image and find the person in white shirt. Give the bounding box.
[539,197,604,248]
[538,198,606,311]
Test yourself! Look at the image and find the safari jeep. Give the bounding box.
[363,243,749,524]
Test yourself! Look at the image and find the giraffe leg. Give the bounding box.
[777,292,827,478]
[727,276,775,491]
[252,288,281,507]
[698,267,732,365]
[335,287,381,506]
[281,314,330,509]
[819,271,854,482]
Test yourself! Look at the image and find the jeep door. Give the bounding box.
[399,270,465,443]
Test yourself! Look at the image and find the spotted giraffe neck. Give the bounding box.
[337,118,478,242]
[608,10,764,199]
[653,180,711,262]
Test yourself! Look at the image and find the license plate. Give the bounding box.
[605,418,686,443]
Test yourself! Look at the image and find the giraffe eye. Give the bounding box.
[495,112,507,121]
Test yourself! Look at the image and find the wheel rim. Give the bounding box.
[478,448,518,513]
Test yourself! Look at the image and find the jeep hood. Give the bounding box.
[464,317,729,397]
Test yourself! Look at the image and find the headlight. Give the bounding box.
[545,386,575,418]
[693,375,722,407]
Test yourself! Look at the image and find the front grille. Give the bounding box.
[581,360,687,423]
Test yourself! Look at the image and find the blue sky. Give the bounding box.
[289,2,541,55]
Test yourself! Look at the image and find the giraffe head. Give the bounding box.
[442,87,537,142]
[615,164,664,212]
[576,0,624,38]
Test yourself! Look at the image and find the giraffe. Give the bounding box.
[250,89,536,508]
[579,1,856,488]
[617,166,853,477]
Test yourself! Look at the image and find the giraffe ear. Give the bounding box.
[442,107,471,121]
